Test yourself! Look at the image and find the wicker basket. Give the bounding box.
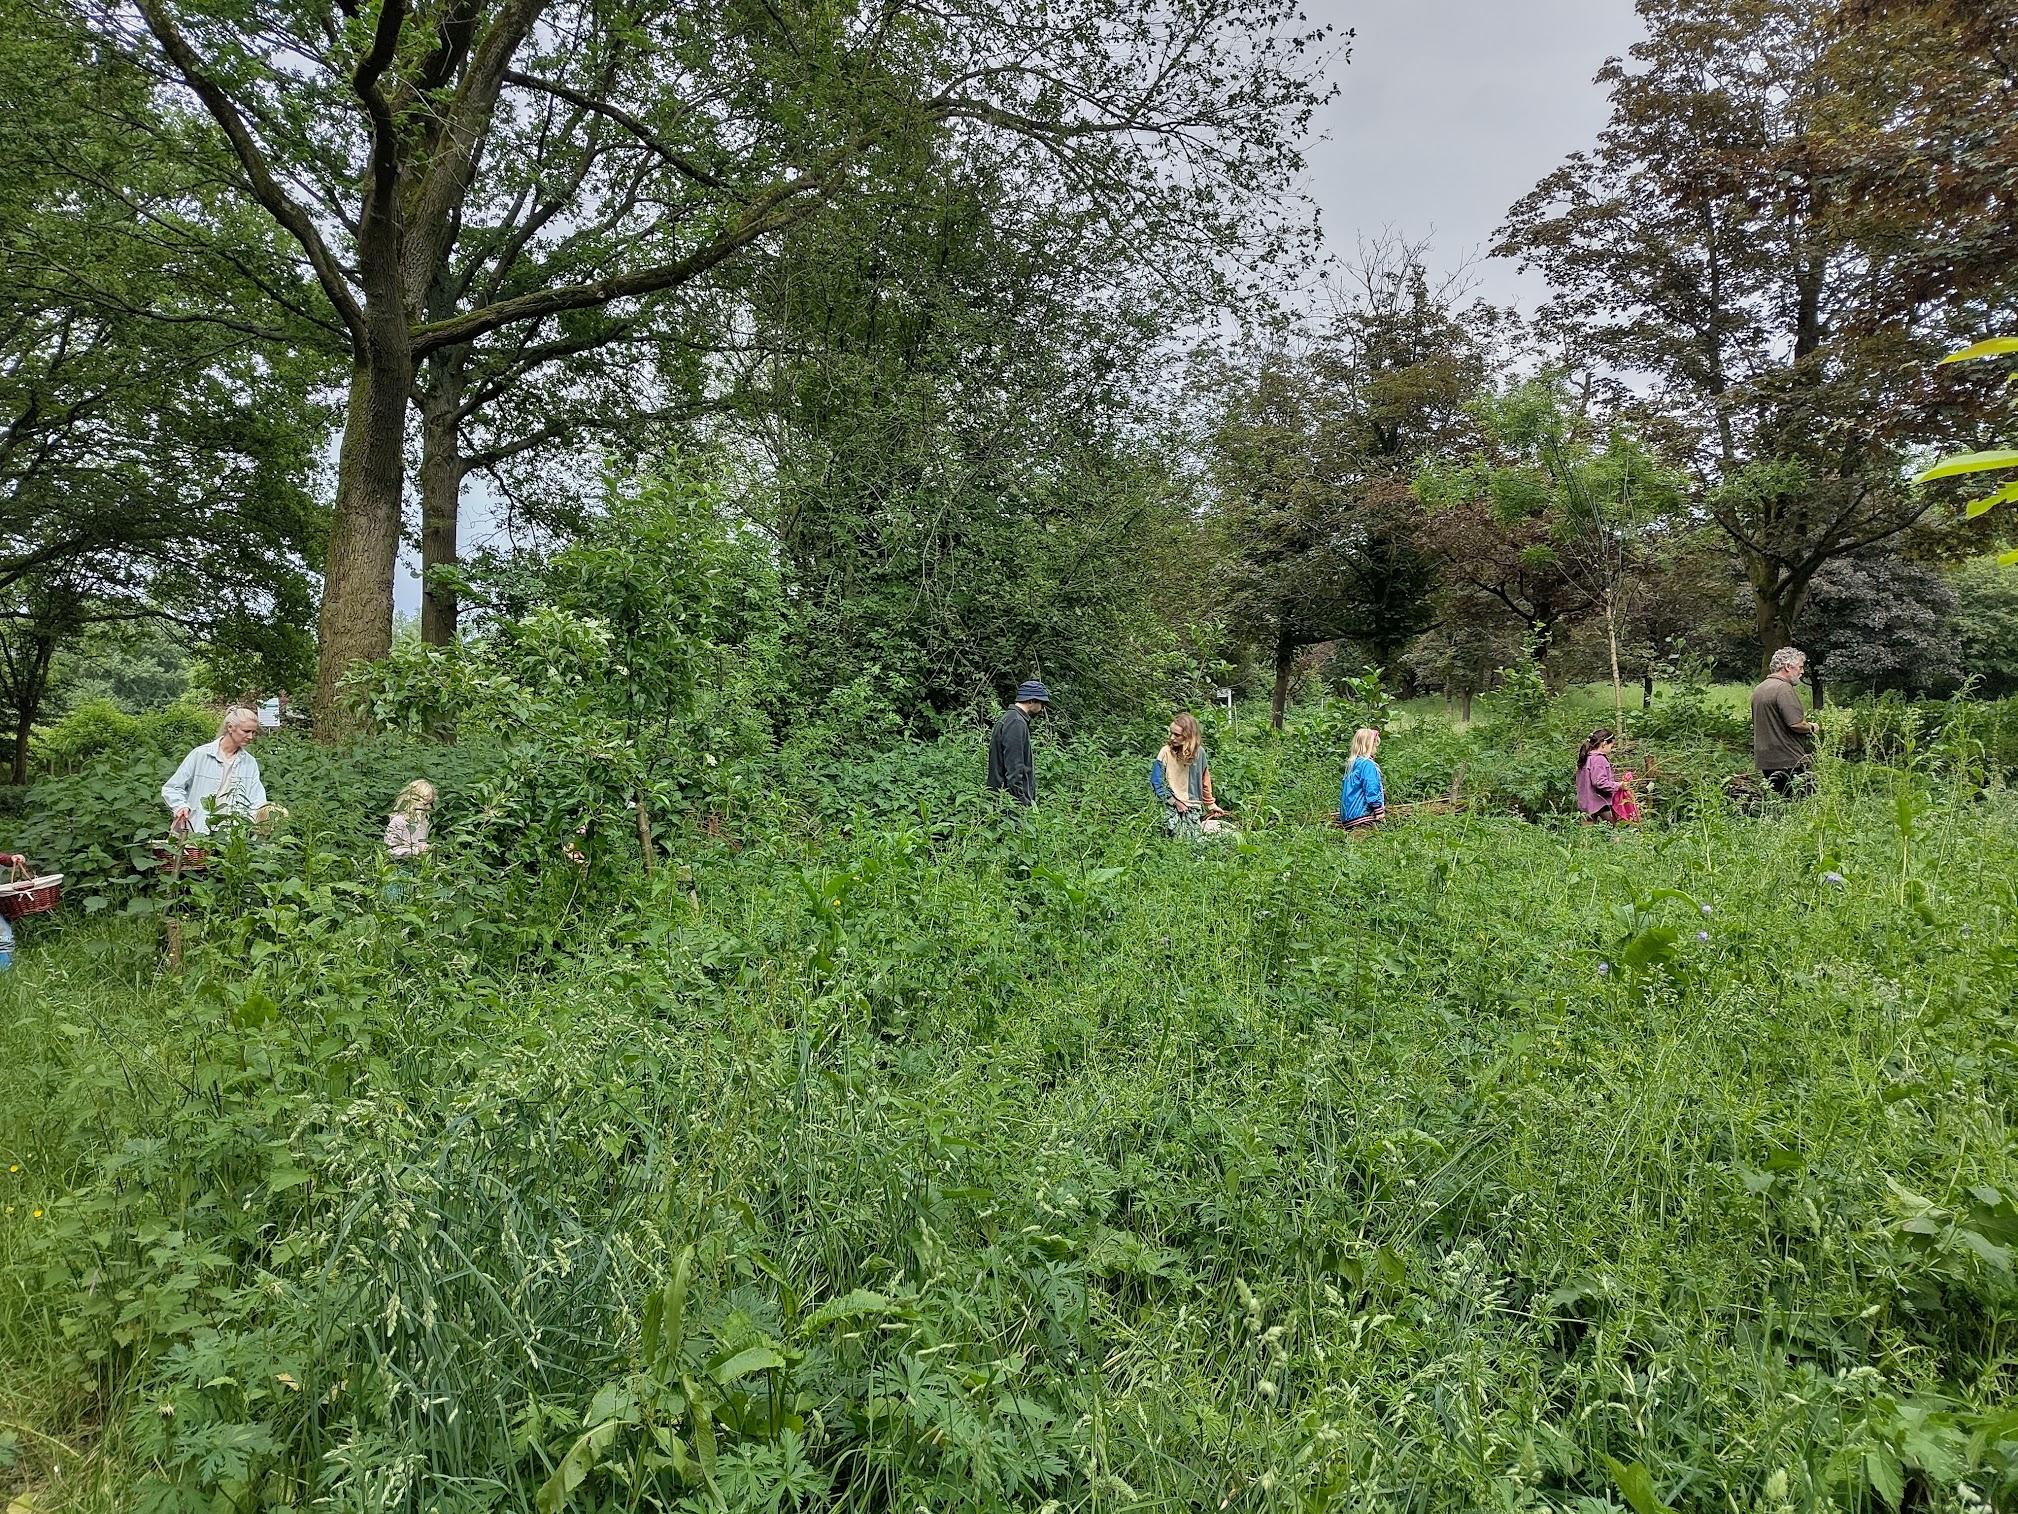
[151,841,210,872]
[0,857,63,919]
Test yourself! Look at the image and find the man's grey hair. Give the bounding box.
[1768,646,1806,676]
[216,705,258,740]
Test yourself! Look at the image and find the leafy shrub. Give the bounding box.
[1953,554,2018,696]
[10,730,508,912]
[8,756,167,910]
[345,467,778,874]
[1636,662,1751,745]
[136,700,216,757]
[31,697,217,780]
[31,698,140,774]
[1827,693,2018,782]
[1489,634,1553,721]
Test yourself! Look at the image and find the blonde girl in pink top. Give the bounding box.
[384,780,436,858]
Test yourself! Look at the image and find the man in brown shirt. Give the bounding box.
[1751,646,1818,795]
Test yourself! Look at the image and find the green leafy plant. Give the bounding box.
[1916,337,2018,563]
[6,693,2018,1512]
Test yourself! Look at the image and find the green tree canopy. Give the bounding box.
[0,0,326,780]
[86,0,1335,735]
[1497,0,2018,666]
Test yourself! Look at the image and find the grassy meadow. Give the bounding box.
[1,699,2015,1513]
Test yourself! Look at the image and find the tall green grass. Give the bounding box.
[1,717,2013,1512]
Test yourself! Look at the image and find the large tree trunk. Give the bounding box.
[312,337,414,741]
[418,348,468,647]
[7,632,55,786]
[1533,614,1561,692]
[1269,627,1295,731]
[1748,570,1805,677]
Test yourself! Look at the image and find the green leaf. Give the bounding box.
[1604,1456,1677,1514]
[648,1423,693,1481]
[642,1247,691,1372]
[585,1379,640,1428]
[710,1345,785,1386]
[1972,1404,2018,1445]
[2000,548,2018,567]
[1371,1245,1407,1286]
[802,1288,902,1330]
[1914,450,2018,484]
[1964,481,2018,518]
[535,1420,620,1514]
[231,989,279,1029]
[684,1379,716,1478]
[1865,1446,1905,1508]
[1955,1228,2012,1273]
[1938,337,2018,364]
[1621,924,1681,973]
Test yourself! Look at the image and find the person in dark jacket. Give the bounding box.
[986,680,1049,804]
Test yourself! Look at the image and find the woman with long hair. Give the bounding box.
[1152,713,1233,837]
[1576,728,1622,822]
[1337,727,1386,830]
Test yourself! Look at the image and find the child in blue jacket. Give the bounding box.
[1338,727,1386,829]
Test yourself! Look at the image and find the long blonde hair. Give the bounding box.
[392,779,437,817]
[1350,727,1381,760]
[1168,712,1202,763]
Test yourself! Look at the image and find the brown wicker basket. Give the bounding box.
[0,856,62,919]
[151,841,210,872]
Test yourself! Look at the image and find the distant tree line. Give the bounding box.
[3,0,2015,772]
[1196,0,2018,724]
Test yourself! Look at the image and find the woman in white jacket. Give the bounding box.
[162,707,269,834]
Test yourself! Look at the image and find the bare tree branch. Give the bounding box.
[131,0,366,342]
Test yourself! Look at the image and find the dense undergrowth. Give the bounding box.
[2,699,2015,1512]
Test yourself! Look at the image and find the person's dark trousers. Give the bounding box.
[1763,767,1812,797]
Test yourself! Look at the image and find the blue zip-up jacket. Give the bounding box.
[1338,756,1386,824]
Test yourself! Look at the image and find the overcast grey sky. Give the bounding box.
[395,1,1647,614]
[1298,0,1645,309]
